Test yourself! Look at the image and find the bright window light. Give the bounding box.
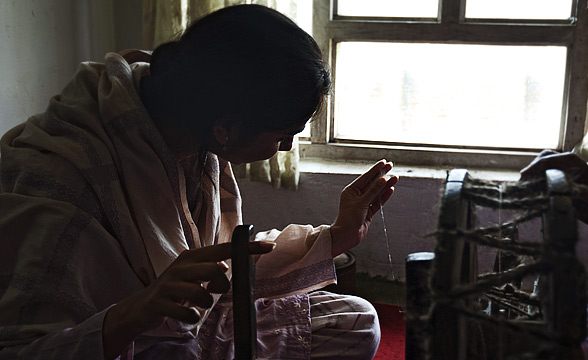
[337,0,439,18]
[334,42,567,149]
[466,0,573,20]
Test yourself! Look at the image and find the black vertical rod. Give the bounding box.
[232,224,256,360]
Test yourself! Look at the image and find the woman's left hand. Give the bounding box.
[330,160,399,257]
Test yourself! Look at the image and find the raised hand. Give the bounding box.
[520,150,588,224]
[520,150,588,181]
[330,160,399,257]
[102,241,275,359]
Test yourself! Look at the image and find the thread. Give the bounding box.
[380,198,393,267]
[424,174,585,359]
[378,168,399,304]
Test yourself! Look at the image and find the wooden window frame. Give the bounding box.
[302,0,588,170]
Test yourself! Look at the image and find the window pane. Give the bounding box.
[466,0,573,20]
[337,0,438,18]
[334,42,567,149]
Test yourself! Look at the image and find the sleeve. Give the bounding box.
[252,224,336,299]
[0,196,143,360]
[0,308,134,360]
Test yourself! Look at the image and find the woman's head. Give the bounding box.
[144,4,330,160]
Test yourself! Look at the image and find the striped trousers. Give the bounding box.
[309,291,381,360]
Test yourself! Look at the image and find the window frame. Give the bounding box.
[302,0,588,170]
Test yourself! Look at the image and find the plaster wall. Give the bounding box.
[2,1,586,285]
[238,171,588,282]
[0,0,142,136]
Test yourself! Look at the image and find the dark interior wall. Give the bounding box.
[238,172,588,282]
[2,1,587,284]
[0,0,143,136]
[238,173,447,281]
[112,0,143,52]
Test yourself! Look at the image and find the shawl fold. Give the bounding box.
[0,52,335,359]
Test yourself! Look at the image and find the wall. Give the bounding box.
[238,170,588,282]
[0,0,142,136]
[237,172,453,281]
[2,1,587,284]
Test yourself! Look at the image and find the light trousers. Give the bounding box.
[309,291,381,360]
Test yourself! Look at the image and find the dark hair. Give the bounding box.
[147,4,331,144]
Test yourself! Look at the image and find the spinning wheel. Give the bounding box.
[406,169,587,360]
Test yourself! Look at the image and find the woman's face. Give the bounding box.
[221,123,306,164]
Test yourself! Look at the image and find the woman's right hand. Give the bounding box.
[519,150,588,224]
[102,241,275,359]
[519,150,588,181]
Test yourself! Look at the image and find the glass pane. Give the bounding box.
[466,0,573,20]
[334,42,567,149]
[337,0,439,18]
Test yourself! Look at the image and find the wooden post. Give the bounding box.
[431,169,476,360]
[405,252,435,360]
[232,224,256,360]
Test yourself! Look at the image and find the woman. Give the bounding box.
[0,5,398,359]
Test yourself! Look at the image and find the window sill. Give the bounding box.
[299,157,521,182]
[299,141,540,171]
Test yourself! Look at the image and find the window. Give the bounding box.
[303,0,588,170]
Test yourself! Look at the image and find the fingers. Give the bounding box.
[161,281,215,308]
[388,174,400,186]
[520,151,588,180]
[347,160,393,193]
[123,239,276,335]
[366,177,397,219]
[538,149,558,157]
[362,173,398,204]
[159,301,202,325]
[161,240,275,300]
[520,150,561,179]
[179,241,275,264]
[371,177,397,207]
[153,261,231,321]
[168,262,231,291]
[170,261,226,281]
[248,240,277,255]
[340,161,398,217]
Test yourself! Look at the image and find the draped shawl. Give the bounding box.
[0,53,335,359]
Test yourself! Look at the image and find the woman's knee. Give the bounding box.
[309,291,381,359]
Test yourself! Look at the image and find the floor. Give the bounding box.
[323,272,407,359]
[323,271,406,306]
[355,273,406,306]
